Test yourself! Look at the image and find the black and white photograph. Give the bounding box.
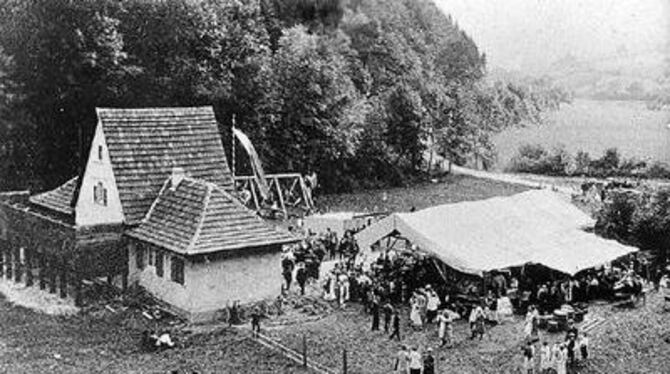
[0,0,668,373]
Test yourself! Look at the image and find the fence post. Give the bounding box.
[343,349,348,374]
[302,335,307,367]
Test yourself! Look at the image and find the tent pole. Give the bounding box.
[432,258,448,284]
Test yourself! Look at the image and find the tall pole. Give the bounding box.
[232,114,236,181]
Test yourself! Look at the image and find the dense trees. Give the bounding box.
[596,188,670,267]
[0,0,566,192]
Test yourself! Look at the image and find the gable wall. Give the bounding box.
[75,121,124,226]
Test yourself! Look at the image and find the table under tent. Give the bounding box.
[355,189,639,326]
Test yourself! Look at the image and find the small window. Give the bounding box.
[97,145,103,160]
[155,251,164,278]
[171,256,184,285]
[148,247,155,266]
[136,243,145,270]
[93,182,108,206]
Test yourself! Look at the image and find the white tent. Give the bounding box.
[355,190,637,276]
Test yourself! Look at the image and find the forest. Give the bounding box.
[0,0,569,193]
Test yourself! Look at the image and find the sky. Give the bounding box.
[434,0,670,72]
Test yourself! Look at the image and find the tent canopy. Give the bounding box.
[355,190,637,276]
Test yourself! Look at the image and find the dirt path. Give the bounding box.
[450,165,579,195]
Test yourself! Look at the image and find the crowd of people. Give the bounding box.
[394,345,435,374]
[521,323,590,374]
[277,224,669,374]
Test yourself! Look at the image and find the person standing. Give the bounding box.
[250,307,262,337]
[338,272,350,306]
[426,286,440,324]
[281,254,294,293]
[410,293,423,330]
[539,341,552,374]
[371,294,380,331]
[390,309,401,341]
[393,345,409,373]
[407,346,422,374]
[553,343,567,374]
[383,302,394,333]
[565,320,578,365]
[423,348,435,374]
[522,341,535,374]
[296,263,307,296]
[437,310,448,346]
[579,333,589,362]
[470,304,486,340]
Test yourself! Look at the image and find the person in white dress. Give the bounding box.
[497,293,514,321]
[553,343,567,374]
[409,298,422,330]
[437,310,454,347]
[539,341,553,374]
[324,272,337,301]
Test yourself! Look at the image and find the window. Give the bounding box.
[171,256,184,285]
[97,145,103,161]
[148,247,155,266]
[136,243,145,270]
[155,251,164,278]
[93,182,108,206]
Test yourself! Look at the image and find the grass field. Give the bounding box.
[0,294,311,374]
[493,99,670,170]
[314,174,529,213]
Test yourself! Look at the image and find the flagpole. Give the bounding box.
[232,114,236,181]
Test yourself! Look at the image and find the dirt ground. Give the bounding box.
[265,291,670,374]
[0,293,311,374]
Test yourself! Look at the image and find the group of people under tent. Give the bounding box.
[277,224,670,373]
[280,225,363,297]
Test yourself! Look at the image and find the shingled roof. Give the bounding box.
[127,177,297,255]
[98,107,234,225]
[29,176,79,215]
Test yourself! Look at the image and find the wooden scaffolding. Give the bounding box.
[233,173,314,219]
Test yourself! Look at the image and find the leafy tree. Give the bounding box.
[590,148,621,177]
[262,26,368,191]
[597,188,670,267]
[574,150,591,175]
[0,0,137,185]
[595,190,639,242]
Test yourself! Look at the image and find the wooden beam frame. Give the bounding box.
[233,173,314,218]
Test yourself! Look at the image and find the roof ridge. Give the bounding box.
[140,178,171,225]
[186,182,213,254]
[206,182,296,239]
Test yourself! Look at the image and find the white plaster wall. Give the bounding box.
[128,243,191,312]
[75,121,124,227]
[186,250,283,313]
[128,241,283,317]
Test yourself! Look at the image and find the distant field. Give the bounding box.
[493,99,670,170]
[314,174,529,213]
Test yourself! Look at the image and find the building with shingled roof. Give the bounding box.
[0,106,297,320]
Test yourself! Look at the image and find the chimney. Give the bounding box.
[170,167,186,190]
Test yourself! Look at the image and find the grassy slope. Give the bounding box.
[0,294,310,374]
[314,174,529,213]
[493,99,670,170]
[267,293,670,374]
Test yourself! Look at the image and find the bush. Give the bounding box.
[644,162,670,179]
[508,145,670,180]
[589,148,620,177]
[507,143,570,175]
